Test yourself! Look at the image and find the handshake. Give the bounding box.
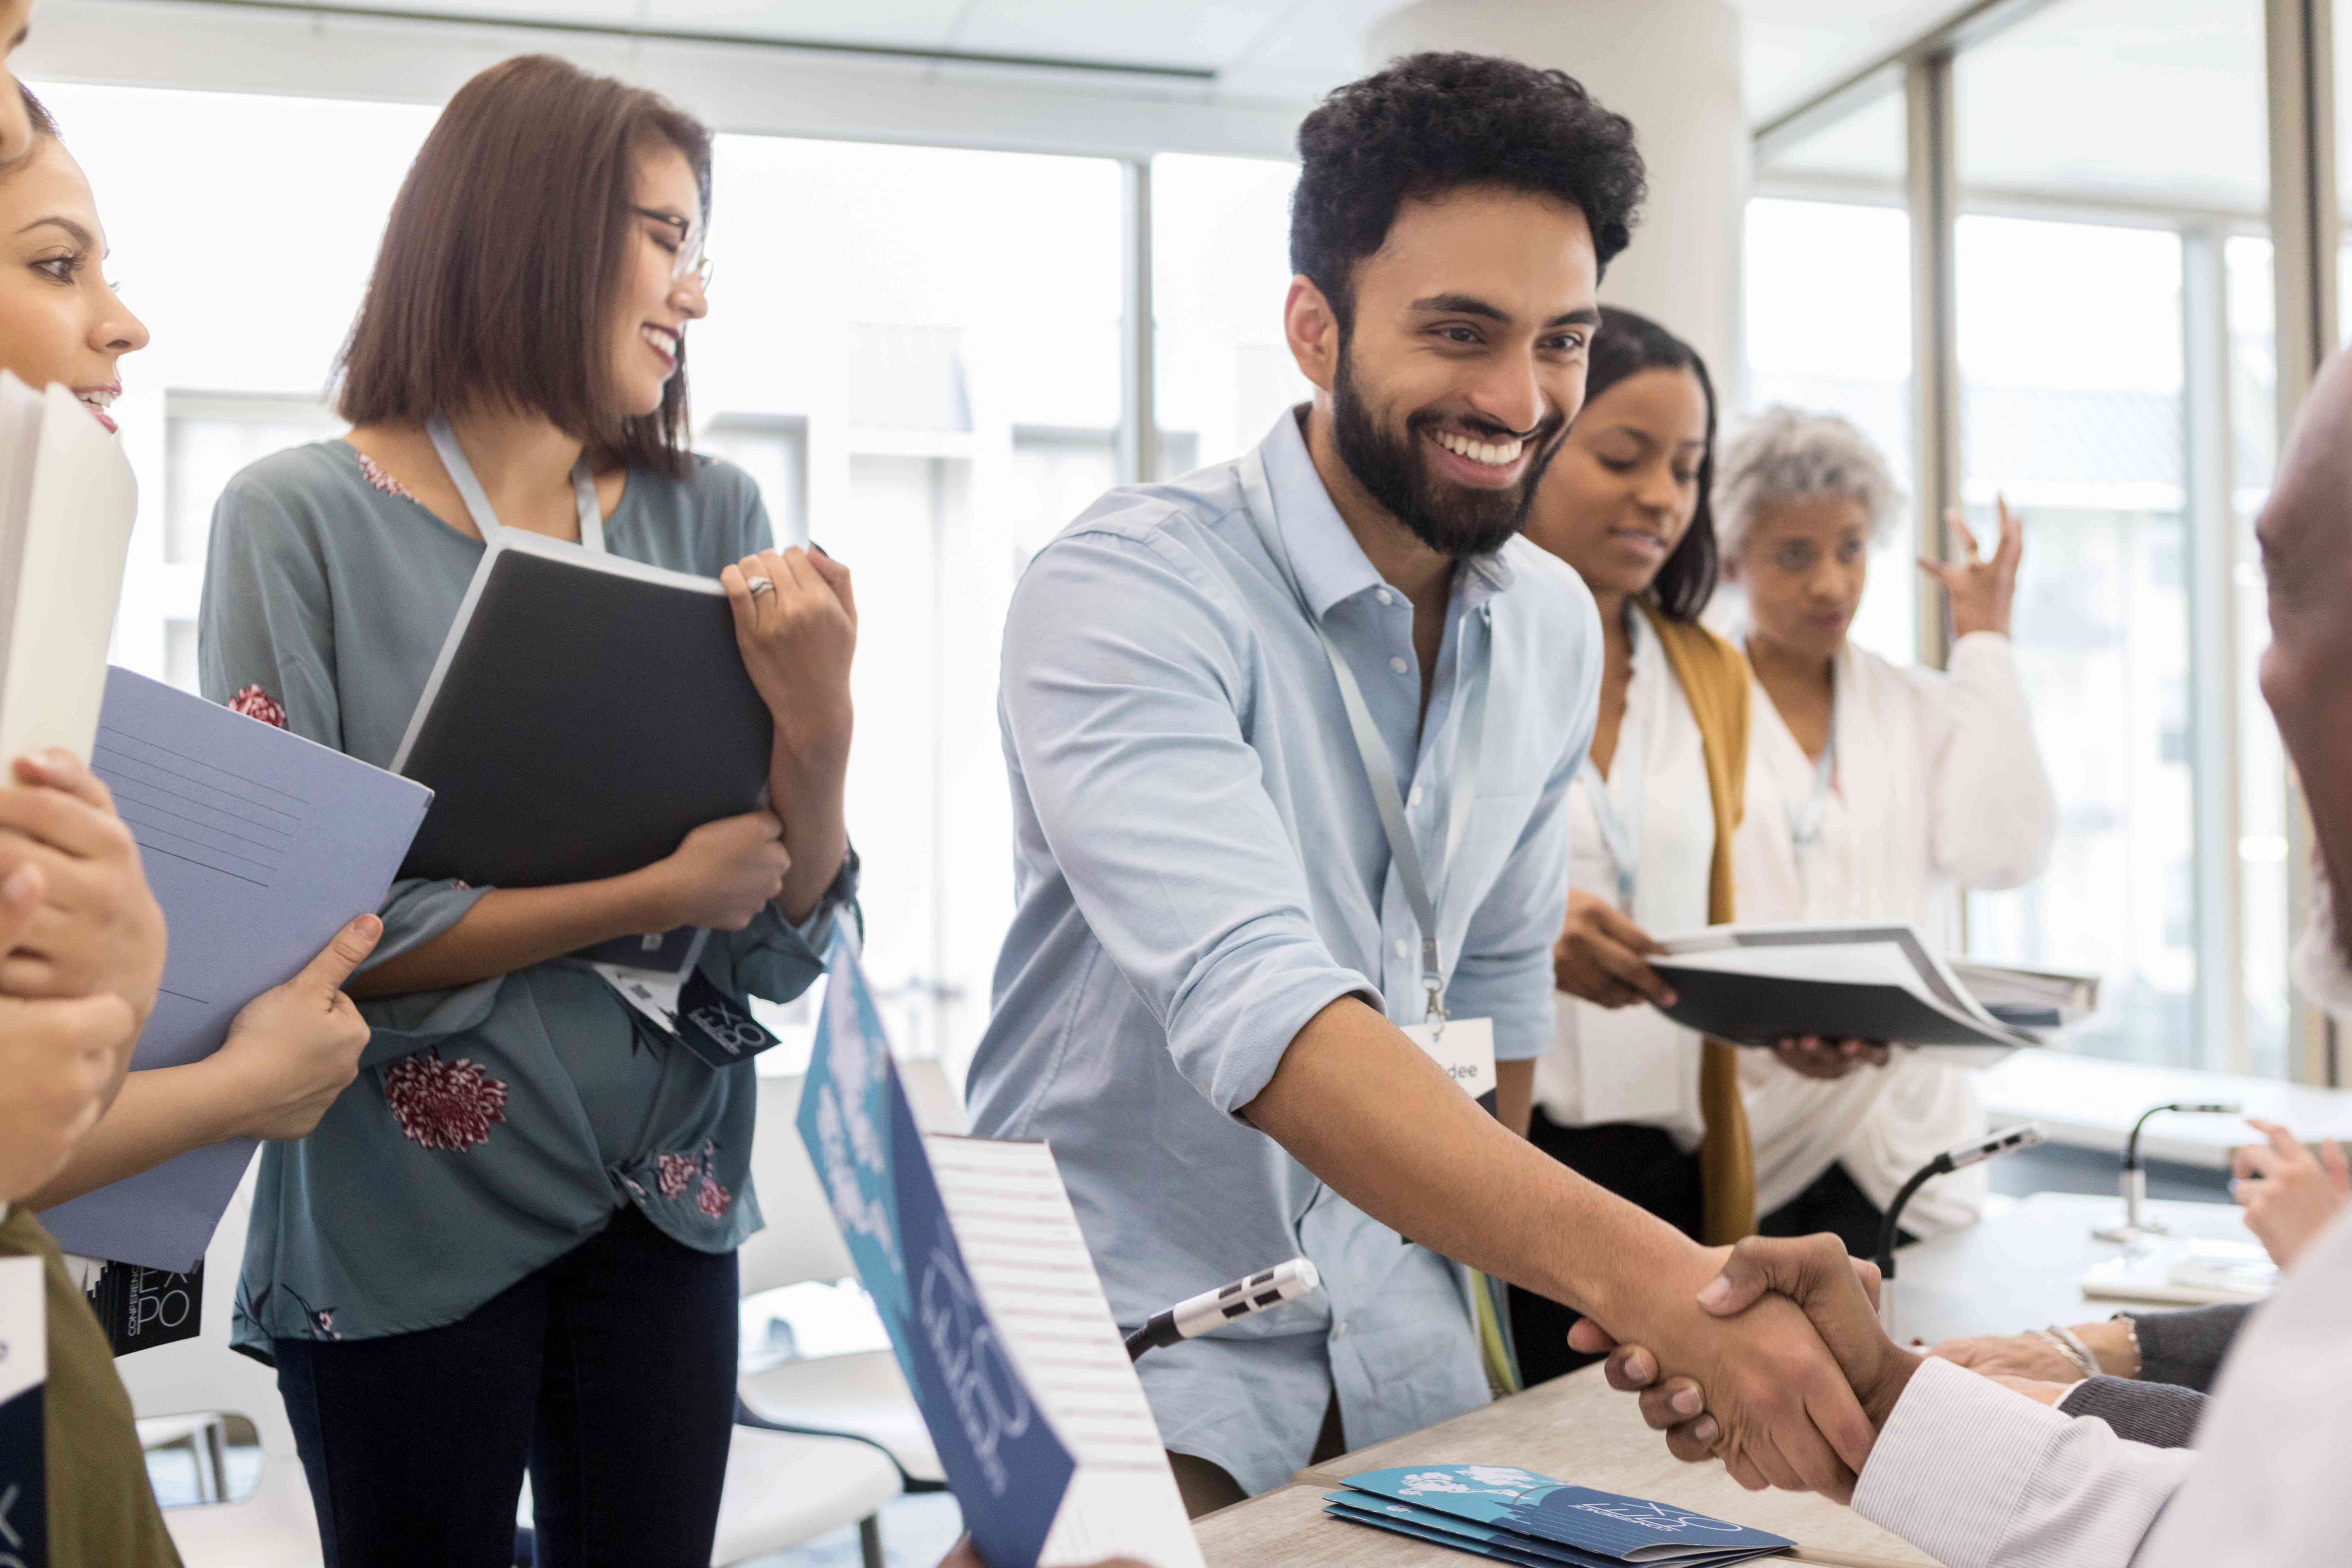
[1564,1234,1923,1504]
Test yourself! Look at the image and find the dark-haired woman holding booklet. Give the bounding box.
[198,54,857,1568]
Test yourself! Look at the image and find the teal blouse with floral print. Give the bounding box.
[196,440,851,1358]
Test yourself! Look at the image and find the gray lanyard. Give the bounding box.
[1788,718,1837,884]
[426,413,604,552]
[1238,447,1488,1023]
[1579,753,1639,913]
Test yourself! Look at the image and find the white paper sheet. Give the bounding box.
[925,1135,1206,1568]
[0,376,136,766]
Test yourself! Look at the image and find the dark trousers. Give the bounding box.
[1759,1161,1915,1259]
[274,1204,739,1568]
[1508,1113,1704,1386]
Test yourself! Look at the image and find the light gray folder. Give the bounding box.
[40,668,432,1271]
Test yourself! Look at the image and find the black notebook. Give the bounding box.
[391,532,772,957]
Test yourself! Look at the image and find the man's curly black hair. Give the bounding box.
[1290,52,1646,331]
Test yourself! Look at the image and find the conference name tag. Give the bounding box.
[86,1260,202,1359]
[1400,1015,1497,1117]
[0,1254,45,1568]
[594,963,782,1069]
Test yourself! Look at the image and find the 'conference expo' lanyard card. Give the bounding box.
[0,1254,46,1568]
[595,962,782,1070]
[1399,1016,1497,1117]
[85,1261,202,1359]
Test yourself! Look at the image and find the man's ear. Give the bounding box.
[1283,275,1342,395]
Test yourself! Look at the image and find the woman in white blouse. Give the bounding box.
[1512,307,1759,1383]
[1720,406,2055,1251]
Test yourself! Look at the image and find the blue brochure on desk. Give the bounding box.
[1329,1466,1791,1567]
[798,938,1201,1568]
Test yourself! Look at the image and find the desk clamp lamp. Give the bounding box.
[2092,1101,2243,1242]
[1875,1123,2046,1337]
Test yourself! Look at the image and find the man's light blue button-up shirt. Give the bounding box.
[966,409,1602,1495]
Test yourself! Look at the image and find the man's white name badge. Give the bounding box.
[1400,1015,1496,1116]
[0,1253,47,1567]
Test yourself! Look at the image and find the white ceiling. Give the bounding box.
[246,0,1973,124]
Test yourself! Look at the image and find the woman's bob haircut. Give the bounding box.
[335,54,712,477]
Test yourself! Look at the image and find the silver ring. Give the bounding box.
[745,575,775,597]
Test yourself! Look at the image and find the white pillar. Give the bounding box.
[1363,0,1748,384]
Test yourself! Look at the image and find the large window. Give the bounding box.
[1741,192,1916,662]
[1151,153,1309,481]
[1745,0,2294,1077]
[1953,216,2194,1063]
[60,82,1130,1083]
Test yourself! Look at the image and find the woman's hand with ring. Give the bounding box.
[721,546,856,768]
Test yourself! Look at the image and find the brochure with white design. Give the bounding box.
[0,371,137,770]
[1326,1464,1793,1566]
[799,937,1202,1568]
[0,1254,44,1566]
[40,668,432,1272]
[1645,921,2099,1065]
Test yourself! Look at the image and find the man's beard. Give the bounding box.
[1330,341,1563,561]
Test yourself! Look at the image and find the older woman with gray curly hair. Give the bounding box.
[1717,406,2056,1256]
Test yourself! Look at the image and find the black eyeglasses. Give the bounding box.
[631,206,713,289]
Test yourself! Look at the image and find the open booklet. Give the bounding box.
[0,369,137,767]
[1644,922,2100,1066]
[798,937,1203,1568]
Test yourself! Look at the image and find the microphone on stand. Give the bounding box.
[2092,1101,2242,1242]
[1876,1123,2046,1338]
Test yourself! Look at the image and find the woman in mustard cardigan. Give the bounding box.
[1508,307,1754,1385]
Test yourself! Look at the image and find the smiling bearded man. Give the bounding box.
[965,50,1883,1519]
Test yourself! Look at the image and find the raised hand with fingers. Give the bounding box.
[2232,1117,2351,1270]
[1920,497,2024,640]
[1552,888,1677,1009]
[0,748,167,1030]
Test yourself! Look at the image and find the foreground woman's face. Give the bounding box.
[0,136,147,429]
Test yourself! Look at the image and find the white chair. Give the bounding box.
[115,1161,325,1568]
[709,1426,900,1568]
[735,1071,954,1491]
[515,1423,899,1568]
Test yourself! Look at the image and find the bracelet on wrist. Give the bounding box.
[2036,1325,2099,1381]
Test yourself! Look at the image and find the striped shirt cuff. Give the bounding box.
[1853,1356,2195,1568]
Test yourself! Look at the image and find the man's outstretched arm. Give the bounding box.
[1242,998,1878,1498]
[1583,1234,2195,1568]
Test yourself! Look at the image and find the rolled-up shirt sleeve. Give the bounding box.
[1927,632,2057,889]
[201,472,496,1061]
[1853,1356,2195,1568]
[1001,527,1376,1114]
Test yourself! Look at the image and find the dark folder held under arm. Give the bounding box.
[389,531,774,962]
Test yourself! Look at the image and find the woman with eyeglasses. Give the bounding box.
[199,55,857,1566]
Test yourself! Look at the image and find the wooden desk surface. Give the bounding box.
[1194,1192,2261,1566]
[1193,1364,1939,1568]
